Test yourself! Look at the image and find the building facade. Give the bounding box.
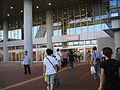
[0,0,120,62]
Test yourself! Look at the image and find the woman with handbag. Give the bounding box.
[43,49,59,90]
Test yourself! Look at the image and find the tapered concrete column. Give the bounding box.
[114,30,120,49]
[46,10,53,49]
[3,21,8,62]
[24,0,33,60]
[111,19,120,50]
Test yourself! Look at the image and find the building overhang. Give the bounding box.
[104,28,120,38]
[0,0,99,22]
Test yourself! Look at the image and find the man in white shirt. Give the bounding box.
[22,51,31,74]
[55,49,62,68]
[43,49,59,90]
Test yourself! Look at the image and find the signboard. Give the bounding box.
[66,35,80,41]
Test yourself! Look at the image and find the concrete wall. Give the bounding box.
[112,19,120,28]
[97,37,115,52]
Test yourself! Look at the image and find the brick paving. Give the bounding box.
[0,62,99,90]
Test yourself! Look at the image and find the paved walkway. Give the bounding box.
[0,62,99,90]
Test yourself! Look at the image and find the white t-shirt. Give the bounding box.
[43,56,58,75]
[22,55,31,65]
[55,52,62,61]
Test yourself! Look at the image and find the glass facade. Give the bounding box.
[52,2,109,39]
[6,39,97,61]
[32,1,109,39]
[8,29,22,41]
[110,0,120,7]
[0,1,109,41]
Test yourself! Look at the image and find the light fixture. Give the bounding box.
[64,12,66,14]
[7,14,10,16]
[36,6,39,8]
[82,9,84,11]
[11,6,13,9]
[21,10,23,12]
[49,3,51,6]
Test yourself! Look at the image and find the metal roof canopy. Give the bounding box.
[0,0,99,22]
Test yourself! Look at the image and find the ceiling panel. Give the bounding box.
[0,0,99,22]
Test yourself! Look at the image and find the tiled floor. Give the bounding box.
[0,62,99,90]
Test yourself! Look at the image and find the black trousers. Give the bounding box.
[24,65,31,74]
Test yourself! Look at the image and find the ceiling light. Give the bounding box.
[7,14,10,16]
[36,6,39,8]
[21,10,23,12]
[82,9,85,11]
[64,12,66,14]
[11,6,13,9]
[49,3,51,6]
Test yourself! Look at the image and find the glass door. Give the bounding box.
[79,49,84,61]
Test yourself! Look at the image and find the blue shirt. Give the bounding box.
[92,51,102,65]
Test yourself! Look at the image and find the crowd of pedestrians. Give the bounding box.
[98,47,120,90]
[20,46,120,90]
[89,46,120,90]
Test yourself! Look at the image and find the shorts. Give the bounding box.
[47,74,57,85]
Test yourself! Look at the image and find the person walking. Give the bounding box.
[55,49,62,68]
[91,46,102,80]
[43,49,59,90]
[98,47,120,90]
[115,47,120,62]
[22,51,31,74]
[87,50,91,64]
[68,51,76,70]
[62,51,68,67]
[77,51,81,62]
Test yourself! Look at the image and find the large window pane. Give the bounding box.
[94,20,101,31]
[69,28,76,35]
[81,5,86,18]
[93,2,100,17]
[8,29,22,41]
[110,0,118,7]
[0,30,3,41]
[82,26,88,33]
[76,27,81,34]
[88,25,94,32]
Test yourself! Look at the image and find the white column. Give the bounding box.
[3,21,8,62]
[114,30,120,50]
[24,0,33,60]
[46,10,53,49]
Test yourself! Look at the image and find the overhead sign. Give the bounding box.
[66,35,79,41]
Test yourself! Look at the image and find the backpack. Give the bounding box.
[96,58,101,65]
